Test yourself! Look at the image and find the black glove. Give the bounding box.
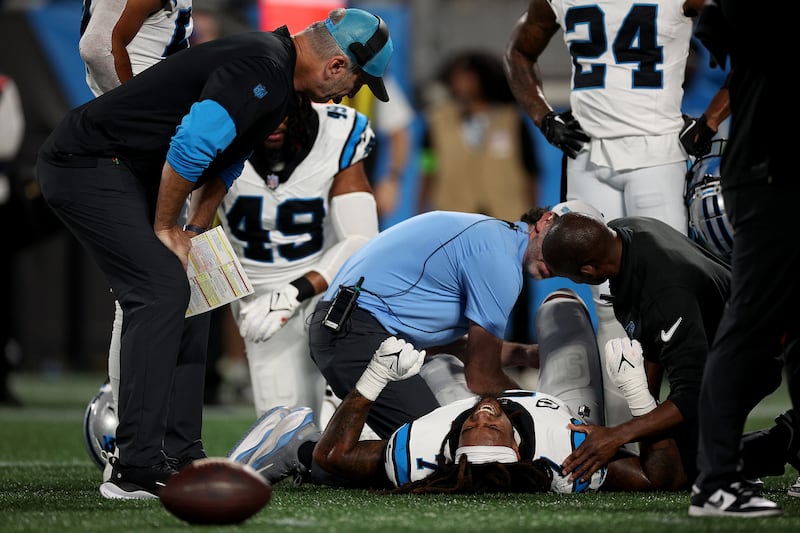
[679,114,716,157]
[540,111,590,159]
[694,1,730,69]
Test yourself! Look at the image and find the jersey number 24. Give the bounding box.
[566,4,663,90]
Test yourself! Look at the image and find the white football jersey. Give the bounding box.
[82,0,193,95]
[385,390,606,493]
[219,103,375,287]
[549,0,692,139]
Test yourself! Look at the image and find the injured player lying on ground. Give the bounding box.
[228,290,686,493]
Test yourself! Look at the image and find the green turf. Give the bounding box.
[2,372,799,531]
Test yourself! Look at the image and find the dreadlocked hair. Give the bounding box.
[389,455,553,494]
[252,92,319,184]
[284,92,317,152]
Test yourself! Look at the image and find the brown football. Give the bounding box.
[160,458,272,525]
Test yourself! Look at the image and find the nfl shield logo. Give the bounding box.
[266,174,280,189]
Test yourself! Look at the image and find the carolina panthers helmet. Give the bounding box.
[82,380,118,470]
[685,138,734,262]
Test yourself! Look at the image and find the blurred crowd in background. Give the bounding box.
[0,0,724,406]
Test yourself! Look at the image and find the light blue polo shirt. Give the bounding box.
[324,211,530,348]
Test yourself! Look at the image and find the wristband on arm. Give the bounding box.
[183,224,207,234]
[289,276,316,302]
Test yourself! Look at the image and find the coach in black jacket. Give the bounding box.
[36,7,392,500]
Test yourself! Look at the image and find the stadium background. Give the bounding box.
[0,0,725,380]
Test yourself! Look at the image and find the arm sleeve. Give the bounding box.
[166,99,237,182]
[647,292,708,423]
[384,423,412,487]
[218,151,252,190]
[78,0,126,94]
[313,191,379,284]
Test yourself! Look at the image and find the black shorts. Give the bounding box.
[309,300,439,438]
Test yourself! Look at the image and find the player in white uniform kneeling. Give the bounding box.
[218,95,379,420]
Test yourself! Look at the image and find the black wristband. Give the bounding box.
[183,224,206,234]
[290,276,316,302]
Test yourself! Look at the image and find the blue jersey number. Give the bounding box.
[224,197,325,262]
[566,4,663,90]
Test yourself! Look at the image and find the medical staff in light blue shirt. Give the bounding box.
[309,201,601,438]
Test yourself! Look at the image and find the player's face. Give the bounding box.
[263,117,289,150]
[523,212,557,280]
[458,398,517,448]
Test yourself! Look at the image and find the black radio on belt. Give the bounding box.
[323,276,364,332]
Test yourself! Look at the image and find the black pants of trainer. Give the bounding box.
[695,179,800,491]
[309,301,440,439]
[37,156,209,467]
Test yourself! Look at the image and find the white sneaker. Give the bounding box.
[689,482,783,517]
[788,476,800,498]
[249,407,320,484]
[100,447,117,482]
[226,405,290,464]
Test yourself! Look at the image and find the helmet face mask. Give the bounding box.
[82,381,118,470]
[685,139,734,262]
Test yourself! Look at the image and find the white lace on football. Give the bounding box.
[455,446,518,464]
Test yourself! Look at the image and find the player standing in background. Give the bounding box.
[79,0,193,97]
[504,0,705,431]
[218,94,378,420]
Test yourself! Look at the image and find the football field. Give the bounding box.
[2,372,799,532]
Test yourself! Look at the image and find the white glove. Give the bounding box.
[355,336,426,401]
[238,284,301,343]
[604,337,657,416]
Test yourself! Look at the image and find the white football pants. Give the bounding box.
[535,289,605,427]
[232,294,326,422]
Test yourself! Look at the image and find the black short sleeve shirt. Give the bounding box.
[41,27,296,198]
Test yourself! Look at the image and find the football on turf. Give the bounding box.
[160,457,272,525]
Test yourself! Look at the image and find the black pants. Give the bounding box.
[37,156,208,466]
[308,301,440,439]
[695,179,800,491]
